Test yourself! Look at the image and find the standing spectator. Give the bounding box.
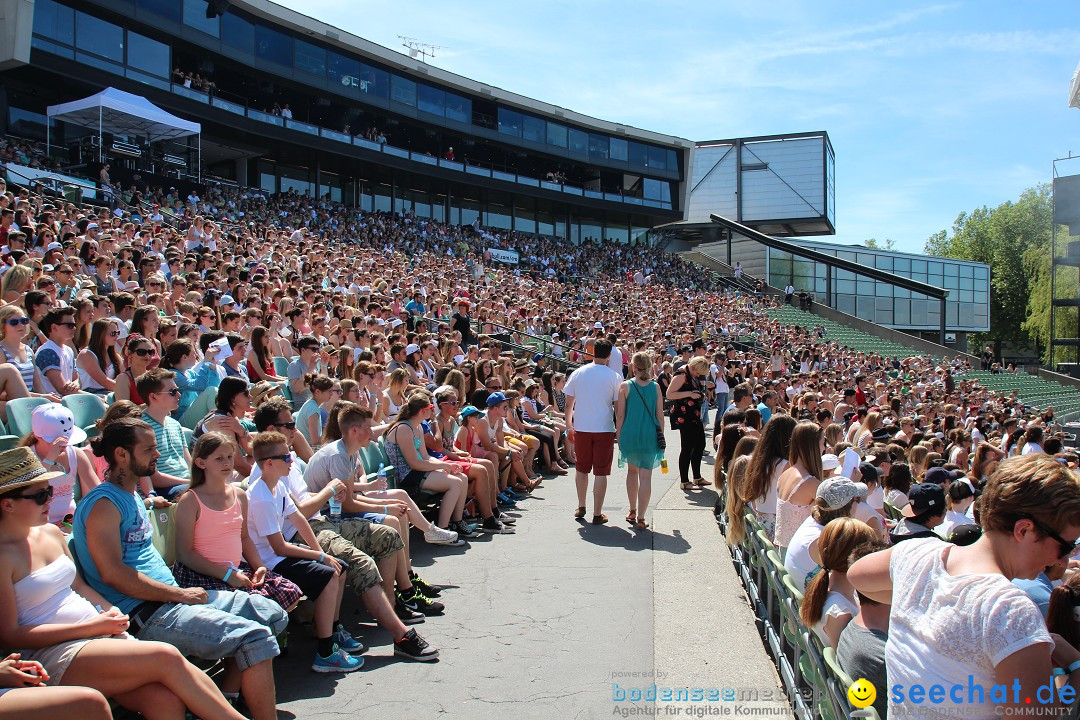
[849,453,1080,720]
[665,356,710,490]
[564,339,622,524]
[615,352,664,530]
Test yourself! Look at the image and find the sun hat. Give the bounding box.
[250,381,281,406]
[459,405,485,421]
[0,447,64,494]
[31,404,88,446]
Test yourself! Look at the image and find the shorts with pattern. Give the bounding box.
[173,561,303,610]
[308,517,403,594]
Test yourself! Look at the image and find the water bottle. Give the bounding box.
[660,458,669,475]
[618,454,625,469]
[328,494,342,523]
[373,463,388,498]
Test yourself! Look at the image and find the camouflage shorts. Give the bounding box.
[307,518,404,595]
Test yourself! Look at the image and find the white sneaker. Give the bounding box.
[424,525,460,545]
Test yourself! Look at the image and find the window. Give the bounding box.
[522,114,545,143]
[568,128,588,157]
[498,107,522,137]
[610,137,628,162]
[328,51,359,91]
[417,84,445,116]
[647,145,667,171]
[588,134,609,161]
[222,12,254,55]
[76,12,123,61]
[643,178,664,201]
[358,63,389,99]
[137,0,181,23]
[390,74,416,106]
[445,92,470,123]
[182,0,219,37]
[628,141,647,168]
[294,39,326,76]
[255,25,292,67]
[127,31,169,78]
[546,122,567,148]
[33,0,74,45]
[667,149,678,172]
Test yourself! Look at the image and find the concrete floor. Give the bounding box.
[274,424,787,720]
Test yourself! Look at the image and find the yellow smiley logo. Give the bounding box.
[848,678,876,709]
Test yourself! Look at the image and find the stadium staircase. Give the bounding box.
[678,248,763,294]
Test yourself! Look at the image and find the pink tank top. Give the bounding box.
[191,488,243,566]
[774,472,817,550]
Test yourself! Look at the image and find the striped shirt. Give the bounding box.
[143,413,190,479]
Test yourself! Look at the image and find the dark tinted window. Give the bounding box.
[32,0,74,44]
[647,145,667,171]
[127,30,169,78]
[136,0,181,23]
[444,92,470,123]
[328,51,359,91]
[610,137,628,162]
[568,128,588,157]
[358,63,389,99]
[522,114,545,143]
[255,25,293,67]
[221,12,254,55]
[76,12,123,62]
[547,122,567,148]
[294,39,325,76]
[390,74,416,106]
[182,0,219,37]
[588,133,609,161]
[498,107,522,137]
[417,84,445,116]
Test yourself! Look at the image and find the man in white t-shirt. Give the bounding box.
[564,339,622,525]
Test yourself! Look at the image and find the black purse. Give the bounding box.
[631,381,666,451]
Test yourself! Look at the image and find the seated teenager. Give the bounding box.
[72,419,286,720]
[24,405,99,529]
[0,447,246,720]
[296,374,338,448]
[113,335,157,405]
[173,432,302,611]
[33,307,81,397]
[249,398,440,642]
[135,369,191,499]
[245,431,363,673]
[888,482,947,544]
[194,377,255,477]
[799,518,879,650]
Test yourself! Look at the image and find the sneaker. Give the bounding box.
[482,516,515,534]
[505,488,527,501]
[333,627,365,655]
[312,648,364,673]
[409,571,442,598]
[493,511,516,525]
[450,520,482,538]
[394,598,426,625]
[399,589,445,616]
[424,525,463,546]
[394,628,440,662]
[496,494,518,509]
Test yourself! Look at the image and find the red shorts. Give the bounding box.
[574,431,616,476]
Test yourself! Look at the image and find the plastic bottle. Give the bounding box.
[660,458,669,474]
[328,493,342,522]
[372,463,388,498]
[618,454,626,469]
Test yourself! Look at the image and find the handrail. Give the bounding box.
[477,319,578,355]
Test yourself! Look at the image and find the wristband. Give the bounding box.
[383,505,389,515]
[222,566,233,583]
[319,552,325,563]
[1058,659,1080,676]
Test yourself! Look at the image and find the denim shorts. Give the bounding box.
[340,511,387,523]
[135,589,287,672]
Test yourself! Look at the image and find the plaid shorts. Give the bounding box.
[172,561,303,611]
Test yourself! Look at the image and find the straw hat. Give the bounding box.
[0,447,63,494]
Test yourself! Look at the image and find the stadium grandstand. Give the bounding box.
[0,1,1076,720]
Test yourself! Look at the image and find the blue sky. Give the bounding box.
[277,1,1080,254]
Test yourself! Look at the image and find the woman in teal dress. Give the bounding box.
[615,352,665,530]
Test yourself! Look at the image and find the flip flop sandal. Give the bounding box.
[574,506,586,519]
[636,519,650,530]
[626,512,636,524]
[592,514,609,525]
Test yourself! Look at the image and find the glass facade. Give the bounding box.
[766,243,990,332]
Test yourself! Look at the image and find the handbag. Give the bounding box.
[631,381,666,451]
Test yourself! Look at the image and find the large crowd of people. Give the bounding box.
[0,160,1075,720]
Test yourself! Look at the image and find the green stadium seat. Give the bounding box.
[6,397,50,438]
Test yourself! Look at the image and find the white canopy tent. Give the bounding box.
[1072,61,1080,110]
[46,87,202,179]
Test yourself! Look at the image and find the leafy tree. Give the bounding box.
[864,237,896,251]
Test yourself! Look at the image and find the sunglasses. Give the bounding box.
[57,270,73,275]
[108,330,120,337]
[153,387,181,397]
[14,486,53,505]
[256,453,293,464]
[131,347,155,357]
[273,421,297,430]
[1019,514,1079,559]
[56,322,77,329]
[6,318,29,326]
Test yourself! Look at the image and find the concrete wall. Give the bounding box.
[0,0,34,72]
[806,301,979,362]
[1037,367,1080,391]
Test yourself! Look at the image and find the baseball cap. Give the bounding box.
[820,453,841,473]
[924,467,962,486]
[857,462,879,486]
[390,318,403,329]
[31,404,88,446]
[815,477,868,510]
[902,483,946,518]
[459,405,485,421]
[486,392,508,407]
[86,222,99,230]
[218,295,236,308]
[593,321,604,330]
[46,241,62,252]
[405,343,420,356]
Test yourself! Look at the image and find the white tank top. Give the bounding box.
[34,445,79,525]
[14,555,97,627]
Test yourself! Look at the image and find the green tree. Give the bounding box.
[924,184,1064,362]
[864,237,896,251]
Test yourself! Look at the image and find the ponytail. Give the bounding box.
[800,568,831,626]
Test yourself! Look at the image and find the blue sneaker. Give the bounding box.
[497,493,518,509]
[333,627,365,655]
[505,488,525,501]
[311,648,364,673]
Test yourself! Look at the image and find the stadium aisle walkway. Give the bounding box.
[273,425,785,720]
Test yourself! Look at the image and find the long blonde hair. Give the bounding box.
[800,518,878,626]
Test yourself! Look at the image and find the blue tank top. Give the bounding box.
[72,482,177,614]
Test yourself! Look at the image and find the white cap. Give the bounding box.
[31,404,88,446]
[390,318,403,329]
[46,242,62,252]
[405,343,420,356]
[593,322,604,330]
[218,295,236,307]
[86,223,99,230]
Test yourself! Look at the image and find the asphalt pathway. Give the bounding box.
[274,423,786,719]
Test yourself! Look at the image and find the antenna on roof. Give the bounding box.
[398,36,447,64]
